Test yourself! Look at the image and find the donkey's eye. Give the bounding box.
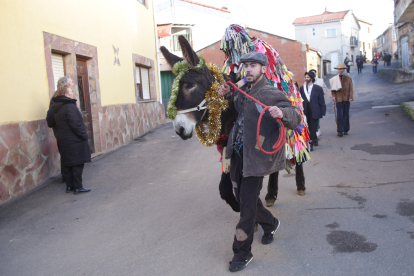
[184,83,196,90]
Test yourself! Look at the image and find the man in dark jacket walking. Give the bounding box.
[51,84,91,195]
[300,71,326,151]
[218,52,302,272]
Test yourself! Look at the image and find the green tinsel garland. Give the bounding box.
[167,57,206,120]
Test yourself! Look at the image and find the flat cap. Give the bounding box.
[240,52,268,66]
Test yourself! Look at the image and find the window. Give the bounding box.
[368,43,370,49]
[368,27,370,33]
[51,53,65,89]
[135,65,151,100]
[326,28,337,38]
[351,55,354,62]
[172,33,191,52]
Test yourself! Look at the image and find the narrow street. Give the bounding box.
[1,62,414,276]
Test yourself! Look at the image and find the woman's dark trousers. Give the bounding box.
[230,153,276,262]
[65,164,84,189]
[357,65,362,74]
[336,102,350,133]
[346,65,350,73]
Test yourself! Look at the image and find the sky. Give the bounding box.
[193,0,395,40]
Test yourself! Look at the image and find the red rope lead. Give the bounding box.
[226,81,285,155]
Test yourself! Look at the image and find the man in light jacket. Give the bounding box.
[330,63,354,137]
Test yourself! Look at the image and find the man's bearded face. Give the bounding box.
[244,62,266,84]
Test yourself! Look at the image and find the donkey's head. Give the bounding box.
[160,36,215,140]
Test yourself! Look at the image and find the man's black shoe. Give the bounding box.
[229,256,253,272]
[314,141,318,146]
[344,132,348,135]
[66,187,74,193]
[337,132,344,137]
[261,219,281,245]
[74,188,91,195]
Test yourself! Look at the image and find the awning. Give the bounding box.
[157,24,172,38]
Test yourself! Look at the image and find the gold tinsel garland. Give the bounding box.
[194,63,228,147]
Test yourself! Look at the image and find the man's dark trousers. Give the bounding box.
[336,101,350,133]
[305,107,319,143]
[230,153,276,262]
[65,164,84,189]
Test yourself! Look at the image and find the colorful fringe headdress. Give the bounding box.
[220,24,311,168]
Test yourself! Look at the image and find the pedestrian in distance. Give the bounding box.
[46,76,74,183]
[51,84,92,195]
[309,69,327,137]
[371,57,379,74]
[329,63,354,137]
[218,52,302,272]
[344,55,351,74]
[300,72,326,152]
[356,55,364,74]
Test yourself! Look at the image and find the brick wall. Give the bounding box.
[196,28,308,81]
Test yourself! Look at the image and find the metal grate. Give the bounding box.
[77,77,86,111]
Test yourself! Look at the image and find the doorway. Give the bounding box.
[401,37,409,68]
[76,58,95,153]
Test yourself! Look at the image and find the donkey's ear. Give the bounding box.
[179,35,199,68]
[160,46,183,68]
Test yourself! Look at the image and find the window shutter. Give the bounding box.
[135,65,141,83]
[51,54,65,89]
[141,67,150,100]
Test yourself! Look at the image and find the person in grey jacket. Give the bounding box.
[218,52,302,272]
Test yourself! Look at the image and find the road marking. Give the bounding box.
[371,105,400,109]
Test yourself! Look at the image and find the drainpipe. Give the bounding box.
[340,20,344,62]
[153,1,163,104]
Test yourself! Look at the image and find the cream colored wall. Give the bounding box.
[0,0,159,124]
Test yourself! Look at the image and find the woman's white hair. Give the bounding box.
[57,76,71,89]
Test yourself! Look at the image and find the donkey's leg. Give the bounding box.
[296,163,306,196]
[219,172,240,212]
[265,171,279,207]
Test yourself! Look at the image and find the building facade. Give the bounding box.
[375,25,398,58]
[0,0,166,204]
[358,18,374,60]
[293,10,361,72]
[394,0,414,68]
[196,28,310,81]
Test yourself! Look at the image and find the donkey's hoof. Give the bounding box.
[297,190,305,196]
[265,199,276,207]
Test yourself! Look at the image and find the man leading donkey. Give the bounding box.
[218,52,301,272]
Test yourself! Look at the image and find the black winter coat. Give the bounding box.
[300,84,326,119]
[51,97,91,167]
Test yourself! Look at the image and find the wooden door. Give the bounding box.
[76,59,95,153]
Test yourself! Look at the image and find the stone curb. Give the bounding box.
[401,102,414,120]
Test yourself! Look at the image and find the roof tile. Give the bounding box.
[293,11,350,24]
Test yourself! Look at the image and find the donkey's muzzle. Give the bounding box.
[176,126,193,140]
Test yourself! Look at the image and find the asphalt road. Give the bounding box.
[1,62,414,276]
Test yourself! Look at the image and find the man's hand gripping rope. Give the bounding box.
[219,81,285,155]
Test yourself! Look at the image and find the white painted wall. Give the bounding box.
[156,0,232,52]
[294,11,362,69]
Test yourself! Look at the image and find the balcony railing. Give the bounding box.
[350,36,358,47]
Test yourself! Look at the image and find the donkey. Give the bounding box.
[160,36,305,212]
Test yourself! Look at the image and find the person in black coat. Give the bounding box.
[46,77,74,182]
[51,84,91,195]
[300,72,326,151]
